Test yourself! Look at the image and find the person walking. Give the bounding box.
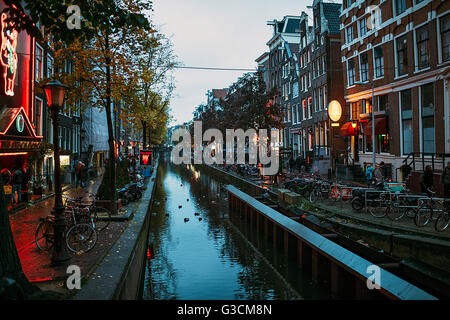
[440,162,450,198]
[365,165,374,188]
[373,163,384,182]
[75,161,85,188]
[11,166,24,204]
[420,165,434,196]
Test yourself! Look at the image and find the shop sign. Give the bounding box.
[328,100,342,122]
[0,139,41,150]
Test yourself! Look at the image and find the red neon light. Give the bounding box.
[0,152,28,156]
[142,154,150,165]
[0,12,18,97]
[0,106,39,137]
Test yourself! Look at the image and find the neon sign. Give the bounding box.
[0,12,18,96]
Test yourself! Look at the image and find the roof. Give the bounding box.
[212,89,227,100]
[323,3,342,34]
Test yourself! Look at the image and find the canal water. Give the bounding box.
[143,156,330,300]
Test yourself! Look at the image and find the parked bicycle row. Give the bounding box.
[34,172,148,255]
[282,175,449,233]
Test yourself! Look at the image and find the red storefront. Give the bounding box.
[0,1,42,198]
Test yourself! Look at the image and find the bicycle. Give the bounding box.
[64,194,112,232]
[414,190,449,230]
[35,211,97,254]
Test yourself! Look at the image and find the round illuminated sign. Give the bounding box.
[16,114,24,133]
[328,100,342,122]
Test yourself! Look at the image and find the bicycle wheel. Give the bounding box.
[386,205,405,221]
[92,206,111,232]
[435,211,449,232]
[414,205,433,227]
[351,198,364,211]
[66,223,97,254]
[329,188,341,202]
[368,201,388,218]
[35,220,54,251]
[309,188,319,202]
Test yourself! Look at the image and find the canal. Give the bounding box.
[142,156,330,300]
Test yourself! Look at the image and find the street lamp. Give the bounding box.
[43,79,70,266]
[354,81,376,168]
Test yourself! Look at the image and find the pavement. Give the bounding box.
[8,175,141,293]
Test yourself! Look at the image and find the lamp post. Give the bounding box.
[355,81,376,167]
[43,79,70,266]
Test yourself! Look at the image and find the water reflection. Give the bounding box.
[143,156,326,300]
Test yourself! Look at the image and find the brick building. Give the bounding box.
[265,16,301,160]
[340,0,449,190]
[293,0,347,175]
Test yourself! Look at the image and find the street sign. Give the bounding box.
[140,150,153,165]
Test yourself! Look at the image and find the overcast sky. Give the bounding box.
[151,0,311,126]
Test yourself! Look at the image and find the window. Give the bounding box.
[322,55,326,73]
[416,25,430,69]
[394,0,406,16]
[314,89,319,112]
[308,97,313,119]
[360,52,369,82]
[293,81,299,98]
[297,104,302,122]
[396,35,408,76]
[347,58,355,86]
[377,95,387,111]
[400,89,413,155]
[35,45,43,81]
[440,14,450,62]
[374,46,384,78]
[346,26,354,43]
[292,105,297,124]
[47,55,54,78]
[34,98,43,136]
[319,87,324,110]
[359,18,367,37]
[351,102,359,120]
[302,99,307,120]
[318,56,323,75]
[421,83,434,153]
[347,0,352,8]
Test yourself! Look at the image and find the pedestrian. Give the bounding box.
[440,162,450,198]
[420,165,434,196]
[11,166,24,204]
[365,165,374,188]
[75,161,85,188]
[373,163,384,182]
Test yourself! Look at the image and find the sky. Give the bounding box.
[151,0,311,126]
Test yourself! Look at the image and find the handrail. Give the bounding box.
[403,152,450,172]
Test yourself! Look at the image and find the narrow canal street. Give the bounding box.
[143,156,330,300]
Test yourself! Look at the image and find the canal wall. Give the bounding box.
[74,157,159,300]
[196,164,450,278]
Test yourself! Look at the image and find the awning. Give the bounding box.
[340,122,358,136]
[363,117,387,135]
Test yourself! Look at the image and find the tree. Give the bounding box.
[120,31,177,148]
[0,0,152,297]
[0,176,39,297]
[44,1,153,215]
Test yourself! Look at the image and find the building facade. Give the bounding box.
[341,0,449,185]
[293,1,346,174]
[266,16,301,160]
